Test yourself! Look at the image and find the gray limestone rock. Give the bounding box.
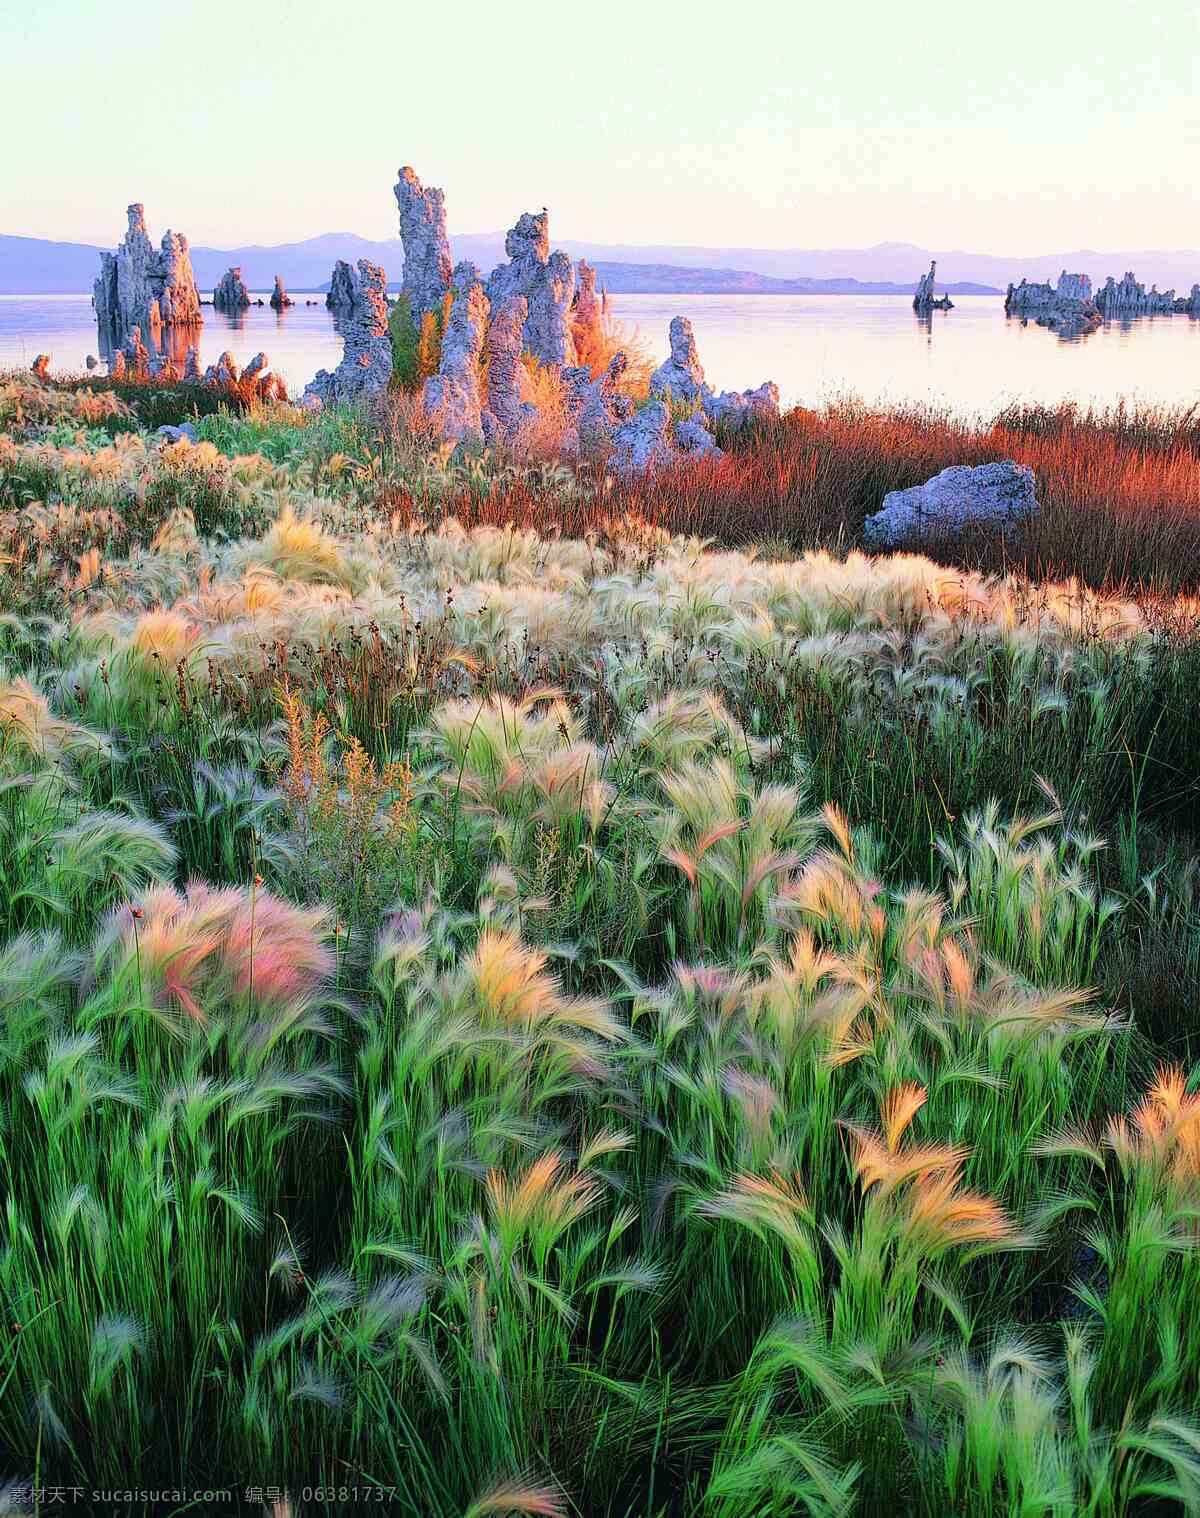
[422,261,489,450]
[647,316,780,430]
[394,166,453,319]
[326,259,360,313]
[213,267,251,313]
[269,276,293,311]
[486,210,576,368]
[650,316,707,402]
[610,400,678,474]
[481,295,537,447]
[863,461,1038,546]
[1095,272,1178,316]
[575,351,632,456]
[157,422,199,444]
[702,381,780,428]
[303,259,392,407]
[913,260,954,312]
[675,416,724,461]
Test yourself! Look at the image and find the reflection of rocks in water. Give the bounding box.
[96,312,200,378]
[913,309,934,341]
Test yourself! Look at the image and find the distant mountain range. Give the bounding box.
[3,229,1199,298]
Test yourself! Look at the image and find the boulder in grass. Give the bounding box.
[862,460,1038,547]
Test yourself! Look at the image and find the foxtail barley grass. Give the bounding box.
[1,372,1200,1513]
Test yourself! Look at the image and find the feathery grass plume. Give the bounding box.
[0,676,115,768]
[463,1473,567,1517]
[486,1151,602,1252]
[937,791,1122,984]
[654,758,820,955]
[93,878,333,1032]
[463,926,623,1054]
[231,506,352,587]
[842,1084,1025,1259]
[623,687,765,780]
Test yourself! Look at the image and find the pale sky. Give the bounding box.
[2,0,1197,254]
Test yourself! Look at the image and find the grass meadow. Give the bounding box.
[2,370,1200,1515]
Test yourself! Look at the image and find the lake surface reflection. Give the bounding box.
[1,292,1198,419]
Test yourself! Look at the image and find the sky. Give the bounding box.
[2,0,1198,255]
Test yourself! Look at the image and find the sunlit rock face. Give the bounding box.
[423,261,490,450]
[303,259,392,407]
[863,461,1038,546]
[213,267,251,313]
[196,350,287,399]
[94,205,203,351]
[572,259,602,353]
[394,166,453,320]
[486,209,577,368]
[482,295,538,448]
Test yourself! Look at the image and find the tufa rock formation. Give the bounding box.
[1006,271,1101,337]
[423,261,490,451]
[486,209,577,368]
[570,352,633,455]
[394,166,453,319]
[703,381,781,427]
[199,350,288,400]
[93,205,203,353]
[572,259,603,355]
[650,316,708,402]
[913,261,954,312]
[270,276,294,311]
[648,316,779,435]
[213,267,251,313]
[326,259,361,313]
[30,355,51,382]
[1095,272,1179,316]
[481,295,538,448]
[610,400,677,474]
[303,259,392,407]
[863,461,1038,546]
[675,415,724,461]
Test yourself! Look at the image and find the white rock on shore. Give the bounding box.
[863,461,1038,546]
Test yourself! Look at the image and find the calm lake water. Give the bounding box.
[2,292,1198,419]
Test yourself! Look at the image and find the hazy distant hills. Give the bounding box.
[3,228,1199,297]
